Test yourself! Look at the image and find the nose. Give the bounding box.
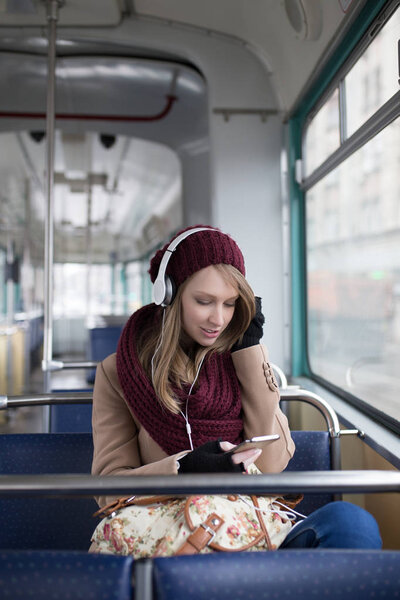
[209,304,224,327]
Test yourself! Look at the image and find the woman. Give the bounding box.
[91,225,381,551]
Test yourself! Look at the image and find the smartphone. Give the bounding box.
[227,434,280,454]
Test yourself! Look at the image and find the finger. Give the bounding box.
[219,441,235,452]
[231,448,262,465]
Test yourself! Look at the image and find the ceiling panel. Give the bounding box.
[0,0,121,27]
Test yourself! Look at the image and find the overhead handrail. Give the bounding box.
[0,471,399,497]
[0,96,178,123]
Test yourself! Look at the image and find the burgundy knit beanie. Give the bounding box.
[149,225,245,288]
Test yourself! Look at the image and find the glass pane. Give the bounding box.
[0,131,45,395]
[304,88,340,176]
[52,132,182,357]
[346,6,400,137]
[306,116,400,424]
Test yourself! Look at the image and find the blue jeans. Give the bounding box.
[280,501,382,549]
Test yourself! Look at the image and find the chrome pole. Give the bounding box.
[42,1,63,427]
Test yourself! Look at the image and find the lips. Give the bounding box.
[200,327,220,338]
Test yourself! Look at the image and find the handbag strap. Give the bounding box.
[176,512,225,555]
[93,494,178,519]
[251,495,272,550]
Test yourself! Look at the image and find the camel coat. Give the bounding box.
[91,344,295,508]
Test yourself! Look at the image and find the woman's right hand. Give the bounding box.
[219,441,262,470]
[177,440,262,474]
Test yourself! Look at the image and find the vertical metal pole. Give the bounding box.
[42,1,61,428]
[6,240,14,327]
[85,180,93,322]
[6,240,14,396]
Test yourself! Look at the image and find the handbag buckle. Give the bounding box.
[200,522,217,545]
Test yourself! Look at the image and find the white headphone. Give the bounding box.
[153,227,218,306]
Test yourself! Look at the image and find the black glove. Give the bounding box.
[232,296,265,352]
[177,440,244,474]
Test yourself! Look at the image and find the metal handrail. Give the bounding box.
[0,470,399,497]
[0,392,93,410]
[280,388,341,436]
[271,362,288,389]
[42,360,99,371]
[1,388,337,421]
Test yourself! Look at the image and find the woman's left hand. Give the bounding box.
[220,441,262,470]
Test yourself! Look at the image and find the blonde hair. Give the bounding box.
[137,264,255,414]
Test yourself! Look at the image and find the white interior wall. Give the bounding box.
[180,147,212,226]
[211,115,284,367]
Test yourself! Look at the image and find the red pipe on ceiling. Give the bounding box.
[0,94,177,122]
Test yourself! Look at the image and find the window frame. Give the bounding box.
[289,0,400,434]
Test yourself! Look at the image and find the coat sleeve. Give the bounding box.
[91,354,186,507]
[231,344,295,473]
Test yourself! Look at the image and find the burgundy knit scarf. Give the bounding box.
[116,304,244,455]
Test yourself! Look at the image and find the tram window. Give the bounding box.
[304,4,400,179]
[53,263,112,317]
[125,261,144,313]
[345,6,400,137]
[306,116,400,426]
[304,88,340,177]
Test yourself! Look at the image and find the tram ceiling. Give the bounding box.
[0,53,207,264]
[0,0,368,114]
[0,0,123,27]
[0,54,208,148]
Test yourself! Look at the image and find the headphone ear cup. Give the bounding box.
[163,275,176,306]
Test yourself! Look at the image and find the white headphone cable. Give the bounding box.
[179,354,205,450]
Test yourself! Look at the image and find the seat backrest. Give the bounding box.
[0,429,333,548]
[50,402,93,433]
[285,430,333,514]
[0,550,133,600]
[150,550,400,600]
[86,325,123,383]
[0,433,97,550]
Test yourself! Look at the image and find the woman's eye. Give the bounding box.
[224,302,236,308]
[196,299,210,306]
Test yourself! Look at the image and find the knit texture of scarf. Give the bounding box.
[116,304,244,455]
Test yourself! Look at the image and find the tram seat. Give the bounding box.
[285,430,333,514]
[0,428,333,551]
[86,324,124,383]
[0,433,96,551]
[50,391,93,433]
[146,550,400,600]
[0,550,133,600]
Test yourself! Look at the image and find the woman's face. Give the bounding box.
[180,265,239,347]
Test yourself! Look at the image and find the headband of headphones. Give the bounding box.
[153,227,217,306]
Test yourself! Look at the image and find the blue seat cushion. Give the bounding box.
[0,434,96,550]
[151,550,400,600]
[0,433,93,474]
[285,431,333,514]
[0,550,133,600]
